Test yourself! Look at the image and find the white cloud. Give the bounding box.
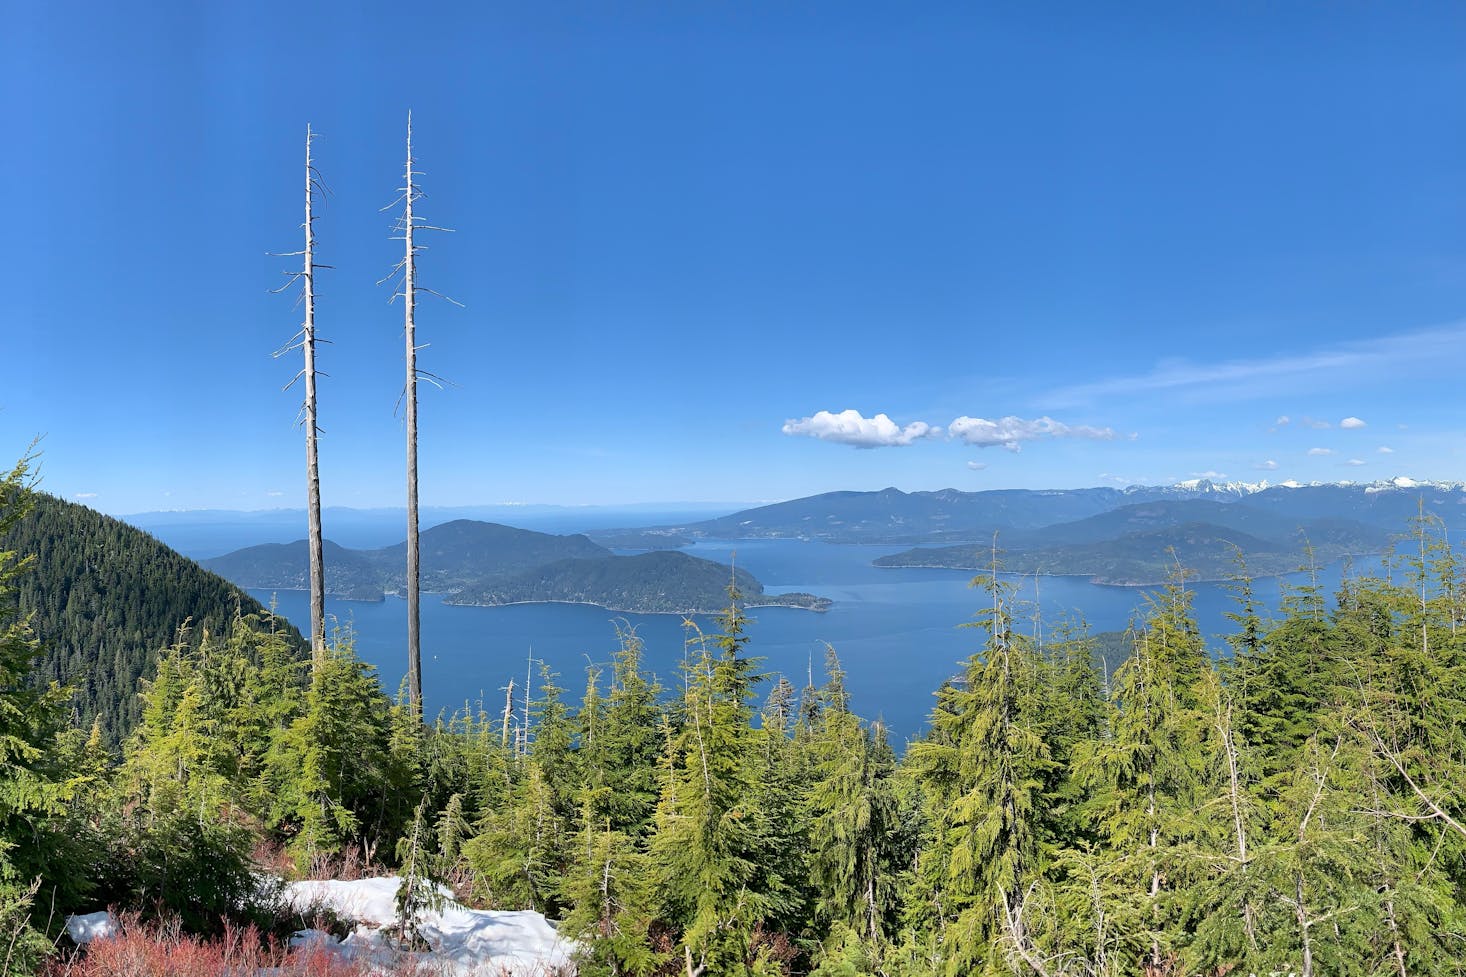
[73,492,97,500]
[1346,458,1366,466]
[1302,417,1331,430]
[1378,446,1394,454]
[1192,470,1228,479]
[266,490,285,497]
[782,409,939,448]
[947,415,1116,452]
[966,461,988,471]
[1275,415,1291,426]
[1254,460,1279,471]
[1340,416,1367,429]
[1308,447,1333,456]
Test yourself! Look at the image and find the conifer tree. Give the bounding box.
[650,595,783,977]
[0,454,91,968]
[266,630,395,867]
[598,625,664,836]
[562,794,665,976]
[807,648,899,965]
[1075,581,1212,974]
[394,794,445,950]
[906,571,1057,975]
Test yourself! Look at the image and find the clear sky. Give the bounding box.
[5,2,1466,514]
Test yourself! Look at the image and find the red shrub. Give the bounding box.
[42,914,419,977]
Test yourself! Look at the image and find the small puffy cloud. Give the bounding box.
[947,415,1116,452]
[1275,415,1291,426]
[1254,459,1279,471]
[1302,417,1331,430]
[966,461,988,471]
[782,409,939,448]
[73,492,97,500]
[1340,416,1367,430]
[1346,458,1366,466]
[1378,446,1394,454]
[1307,447,1333,456]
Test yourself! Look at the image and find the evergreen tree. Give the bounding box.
[807,650,899,967]
[562,793,665,976]
[394,795,446,950]
[650,595,784,977]
[906,572,1057,975]
[0,454,95,968]
[265,629,396,867]
[1075,582,1212,974]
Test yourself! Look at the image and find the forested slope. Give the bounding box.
[3,492,305,746]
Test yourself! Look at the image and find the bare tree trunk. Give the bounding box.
[303,125,326,659]
[402,114,422,719]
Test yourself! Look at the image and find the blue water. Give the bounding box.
[249,538,1352,747]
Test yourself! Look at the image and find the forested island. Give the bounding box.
[446,549,830,613]
[203,520,823,614]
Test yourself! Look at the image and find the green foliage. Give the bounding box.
[3,491,305,747]
[0,454,104,958]
[14,446,1466,977]
[89,808,260,936]
[266,629,400,867]
[393,795,446,950]
[649,596,787,977]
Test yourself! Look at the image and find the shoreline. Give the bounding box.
[441,596,830,615]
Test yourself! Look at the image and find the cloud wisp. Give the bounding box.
[783,409,1116,453]
[1039,321,1466,408]
[948,415,1116,452]
[1340,416,1367,429]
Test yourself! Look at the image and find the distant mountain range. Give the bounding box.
[201,478,1466,596]
[646,478,1466,545]
[622,478,1461,585]
[203,520,828,614]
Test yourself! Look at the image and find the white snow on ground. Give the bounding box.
[64,910,118,944]
[283,877,577,976]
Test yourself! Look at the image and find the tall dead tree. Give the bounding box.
[383,112,457,718]
[272,124,329,662]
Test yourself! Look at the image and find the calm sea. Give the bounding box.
[247,537,1350,747]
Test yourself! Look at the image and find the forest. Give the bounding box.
[4,445,1466,977]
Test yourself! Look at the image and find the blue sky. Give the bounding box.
[5,2,1466,514]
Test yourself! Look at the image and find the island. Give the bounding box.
[204,520,828,614]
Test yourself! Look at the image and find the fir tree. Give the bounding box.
[906,571,1057,975]
[650,594,783,977]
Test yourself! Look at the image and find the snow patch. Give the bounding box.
[65,910,118,944]
[283,877,576,976]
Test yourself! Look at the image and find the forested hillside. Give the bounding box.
[3,491,305,746]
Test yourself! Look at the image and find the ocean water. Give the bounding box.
[249,537,1350,747]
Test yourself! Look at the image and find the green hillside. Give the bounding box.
[5,493,306,747]
[449,549,831,613]
[203,519,613,599]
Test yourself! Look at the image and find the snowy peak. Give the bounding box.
[1170,478,1270,496]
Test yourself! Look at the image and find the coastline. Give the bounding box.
[441,596,830,615]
